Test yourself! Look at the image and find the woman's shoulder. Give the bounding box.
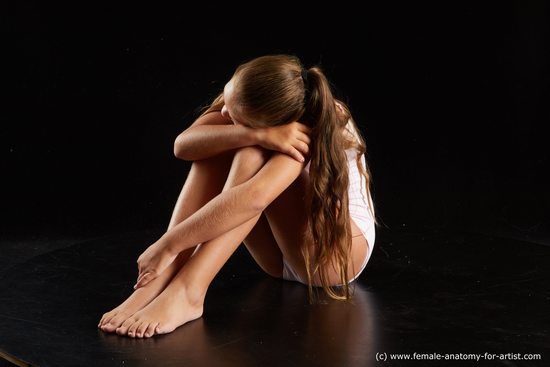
[193,111,233,127]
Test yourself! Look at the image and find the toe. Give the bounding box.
[101,322,118,333]
[144,322,159,338]
[136,322,150,338]
[98,315,105,328]
[99,312,113,329]
[104,313,129,332]
[116,317,135,336]
[155,323,175,336]
[127,320,141,338]
[101,323,113,333]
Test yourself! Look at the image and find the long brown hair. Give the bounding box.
[201,55,374,301]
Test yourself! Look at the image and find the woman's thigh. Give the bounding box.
[242,213,284,278]
[262,170,369,286]
[241,172,308,281]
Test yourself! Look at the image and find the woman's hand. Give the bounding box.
[134,238,178,289]
[255,122,312,162]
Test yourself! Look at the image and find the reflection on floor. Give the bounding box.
[0,228,548,366]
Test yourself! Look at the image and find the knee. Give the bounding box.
[220,146,271,195]
[233,146,271,170]
[190,151,234,183]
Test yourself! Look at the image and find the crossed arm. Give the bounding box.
[174,112,312,163]
[134,112,312,288]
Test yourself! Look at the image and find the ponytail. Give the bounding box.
[302,67,354,301]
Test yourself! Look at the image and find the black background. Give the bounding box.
[3,2,548,247]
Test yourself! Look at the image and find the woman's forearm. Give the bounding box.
[174,112,312,162]
[174,124,258,161]
[161,180,262,254]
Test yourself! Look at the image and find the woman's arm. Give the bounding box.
[174,112,257,161]
[134,152,306,288]
[175,112,312,162]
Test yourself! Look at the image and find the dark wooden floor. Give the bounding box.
[0,227,548,366]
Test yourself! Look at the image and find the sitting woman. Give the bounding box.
[98,54,376,338]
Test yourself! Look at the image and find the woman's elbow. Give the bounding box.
[248,185,272,215]
[174,147,185,160]
[173,137,190,160]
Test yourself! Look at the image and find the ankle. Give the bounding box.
[168,280,206,308]
[182,284,207,307]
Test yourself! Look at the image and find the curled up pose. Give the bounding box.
[98,55,376,338]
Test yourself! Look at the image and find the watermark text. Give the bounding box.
[375,352,542,362]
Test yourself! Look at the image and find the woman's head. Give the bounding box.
[222,55,308,128]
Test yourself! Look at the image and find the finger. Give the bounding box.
[295,141,310,156]
[135,275,148,289]
[134,272,155,289]
[296,123,313,134]
[298,133,312,146]
[135,269,145,284]
[285,146,305,162]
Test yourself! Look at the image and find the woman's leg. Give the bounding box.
[245,170,369,286]
[116,146,273,338]
[99,152,234,332]
[241,212,284,278]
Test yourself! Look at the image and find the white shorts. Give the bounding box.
[282,231,374,286]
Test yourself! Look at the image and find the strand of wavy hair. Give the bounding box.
[302,67,354,302]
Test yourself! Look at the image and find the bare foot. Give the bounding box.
[115,282,204,338]
[98,275,169,333]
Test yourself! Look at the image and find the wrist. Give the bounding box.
[245,126,261,147]
[160,231,180,256]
